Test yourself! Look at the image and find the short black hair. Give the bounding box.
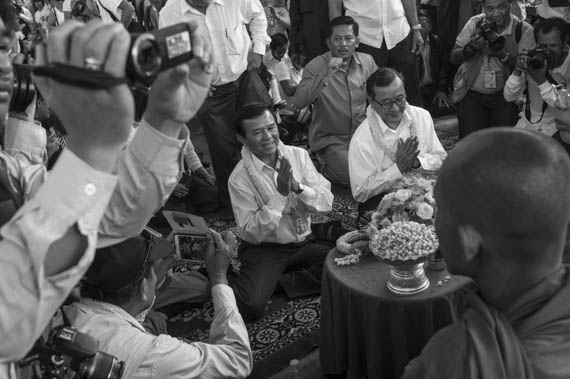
[270,33,288,50]
[366,67,405,99]
[1,0,18,36]
[534,17,568,42]
[235,103,277,136]
[328,15,359,38]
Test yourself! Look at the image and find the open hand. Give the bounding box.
[143,310,168,335]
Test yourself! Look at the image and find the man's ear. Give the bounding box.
[355,36,359,49]
[457,225,483,263]
[326,37,331,50]
[236,133,246,146]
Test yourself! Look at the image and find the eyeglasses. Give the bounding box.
[370,95,407,110]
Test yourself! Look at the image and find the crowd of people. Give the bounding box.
[1,0,570,378]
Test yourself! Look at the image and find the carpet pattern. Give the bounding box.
[166,129,458,377]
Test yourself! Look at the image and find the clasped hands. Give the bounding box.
[276,157,301,197]
[395,136,420,173]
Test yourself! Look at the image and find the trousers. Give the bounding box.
[456,90,519,138]
[232,236,329,322]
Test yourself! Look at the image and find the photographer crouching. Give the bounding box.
[451,0,535,138]
[0,2,224,377]
[504,17,570,136]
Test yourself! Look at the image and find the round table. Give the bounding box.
[320,249,475,379]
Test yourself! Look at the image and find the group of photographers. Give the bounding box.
[452,0,570,139]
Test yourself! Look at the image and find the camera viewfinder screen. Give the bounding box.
[166,31,192,59]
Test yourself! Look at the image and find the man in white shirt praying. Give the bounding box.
[348,67,447,203]
[228,103,334,322]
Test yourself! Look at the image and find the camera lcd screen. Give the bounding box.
[166,31,192,59]
[174,234,209,263]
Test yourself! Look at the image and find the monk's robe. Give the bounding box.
[402,266,570,379]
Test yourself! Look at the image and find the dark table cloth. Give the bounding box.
[320,248,475,379]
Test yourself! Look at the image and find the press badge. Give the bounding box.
[483,70,497,89]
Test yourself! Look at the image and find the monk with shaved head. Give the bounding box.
[402,127,570,379]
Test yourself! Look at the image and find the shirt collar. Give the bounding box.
[180,0,223,16]
[375,105,412,135]
[251,151,279,174]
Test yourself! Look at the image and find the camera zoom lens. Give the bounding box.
[132,36,162,77]
[77,352,125,379]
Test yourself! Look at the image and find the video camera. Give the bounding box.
[19,325,124,379]
[478,19,506,51]
[527,47,556,71]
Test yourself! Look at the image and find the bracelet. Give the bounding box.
[500,53,509,63]
[411,24,422,30]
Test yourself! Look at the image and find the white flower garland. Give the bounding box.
[336,230,369,255]
[367,105,418,163]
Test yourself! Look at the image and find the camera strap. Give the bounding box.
[33,63,128,89]
[524,72,557,124]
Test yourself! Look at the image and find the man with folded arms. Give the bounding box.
[348,67,446,203]
[228,103,333,322]
[402,127,570,378]
[66,231,252,379]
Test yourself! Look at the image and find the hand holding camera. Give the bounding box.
[205,230,236,286]
[34,20,134,173]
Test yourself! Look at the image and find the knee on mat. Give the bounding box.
[238,299,267,322]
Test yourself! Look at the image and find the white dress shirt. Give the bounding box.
[229,144,333,244]
[97,0,122,23]
[65,285,252,379]
[348,105,447,203]
[342,0,410,49]
[0,119,187,371]
[159,0,270,85]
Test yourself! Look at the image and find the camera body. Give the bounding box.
[21,326,125,379]
[127,22,194,87]
[478,19,506,51]
[527,47,556,71]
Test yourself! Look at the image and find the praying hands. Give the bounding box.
[395,136,420,173]
[276,157,301,196]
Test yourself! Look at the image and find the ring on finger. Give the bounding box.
[84,57,103,71]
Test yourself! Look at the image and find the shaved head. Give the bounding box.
[435,128,570,272]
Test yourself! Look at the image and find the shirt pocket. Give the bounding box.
[224,20,247,56]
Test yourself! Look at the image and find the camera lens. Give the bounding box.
[127,34,162,86]
[77,351,125,379]
[528,56,544,70]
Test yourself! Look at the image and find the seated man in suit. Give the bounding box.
[402,127,570,378]
[348,67,446,203]
[228,103,334,322]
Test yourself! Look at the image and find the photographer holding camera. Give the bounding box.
[451,0,535,138]
[504,17,570,136]
[0,6,217,377]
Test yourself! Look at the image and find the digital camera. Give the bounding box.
[20,326,125,379]
[127,22,194,86]
[527,47,556,71]
[478,19,505,51]
[10,63,36,114]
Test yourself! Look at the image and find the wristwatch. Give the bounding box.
[293,183,304,195]
[411,24,422,31]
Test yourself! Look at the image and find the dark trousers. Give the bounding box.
[456,90,519,138]
[300,8,329,60]
[197,71,271,201]
[232,237,329,322]
[357,33,422,107]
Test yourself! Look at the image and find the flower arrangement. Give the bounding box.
[369,221,438,261]
[368,173,436,235]
[336,230,369,255]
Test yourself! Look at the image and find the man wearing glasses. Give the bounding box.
[348,67,447,203]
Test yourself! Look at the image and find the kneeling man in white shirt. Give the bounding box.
[229,103,334,322]
[349,67,447,203]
